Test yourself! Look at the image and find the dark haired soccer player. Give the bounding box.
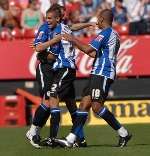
[56,9,132,148]
[39,6,86,147]
[26,4,95,148]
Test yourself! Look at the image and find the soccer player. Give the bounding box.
[40,6,87,148]
[56,9,132,148]
[26,4,95,148]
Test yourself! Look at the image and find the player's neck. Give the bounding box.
[103,24,112,29]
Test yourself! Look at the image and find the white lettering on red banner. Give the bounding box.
[0,36,150,80]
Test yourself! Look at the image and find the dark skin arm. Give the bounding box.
[47,53,56,60]
[70,22,96,31]
[31,23,96,52]
[30,22,96,51]
[62,33,96,58]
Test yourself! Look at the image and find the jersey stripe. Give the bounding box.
[90,27,120,80]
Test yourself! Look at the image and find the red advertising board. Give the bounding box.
[0,35,150,80]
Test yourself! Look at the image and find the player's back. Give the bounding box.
[90,27,120,80]
[101,27,120,60]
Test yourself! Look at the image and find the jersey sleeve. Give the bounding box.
[47,43,60,56]
[61,24,72,34]
[34,25,48,45]
[89,32,105,51]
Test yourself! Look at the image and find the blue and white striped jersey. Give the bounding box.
[34,22,49,45]
[89,27,120,80]
[34,22,59,56]
[51,23,76,70]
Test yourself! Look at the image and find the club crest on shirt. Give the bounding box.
[37,31,44,39]
[95,35,104,41]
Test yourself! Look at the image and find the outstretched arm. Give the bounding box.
[63,33,96,58]
[70,22,96,31]
[35,34,62,52]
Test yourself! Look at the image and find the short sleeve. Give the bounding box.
[34,25,48,45]
[89,34,105,51]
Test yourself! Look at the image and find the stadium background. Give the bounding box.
[0,0,150,156]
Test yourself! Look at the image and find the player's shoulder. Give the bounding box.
[38,22,49,31]
[60,23,72,34]
[101,27,119,38]
[35,22,49,40]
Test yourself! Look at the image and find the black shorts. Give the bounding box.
[36,63,54,99]
[50,68,76,100]
[82,74,113,102]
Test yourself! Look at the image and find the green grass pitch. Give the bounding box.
[0,124,150,156]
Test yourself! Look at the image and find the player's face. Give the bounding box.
[46,12,60,29]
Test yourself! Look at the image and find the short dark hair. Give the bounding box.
[100,9,114,24]
[115,0,123,2]
[50,4,65,11]
[46,4,62,18]
[29,0,36,4]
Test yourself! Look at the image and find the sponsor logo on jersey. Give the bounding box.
[95,35,104,41]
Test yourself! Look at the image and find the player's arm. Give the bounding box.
[47,53,56,60]
[70,22,96,31]
[63,33,96,58]
[30,40,58,60]
[36,51,56,62]
[35,35,62,52]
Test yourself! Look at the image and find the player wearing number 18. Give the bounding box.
[57,9,132,148]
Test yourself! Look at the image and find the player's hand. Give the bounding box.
[29,41,36,50]
[54,34,62,41]
[90,22,97,27]
[47,53,56,60]
[62,33,74,42]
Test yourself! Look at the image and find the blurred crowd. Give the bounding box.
[0,0,150,40]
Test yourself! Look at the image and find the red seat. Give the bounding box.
[9,0,20,8]
[23,28,38,38]
[0,95,26,127]
[11,28,23,39]
[114,24,129,35]
[0,28,12,40]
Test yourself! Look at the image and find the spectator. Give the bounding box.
[2,0,21,30]
[107,0,115,7]
[123,0,139,18]
[142,0,150,20]
[65,0,81,20]
[0,1,5,31]
[80,0,101,22]
[89,0,111,31]
[68,10,82,24]
[68,10,85,37]
[90,0,111,23]
[126,0,145,35]
[140,0,150,34]
[39,0,63,16]
[9,1,22,27]
[100,0,112,10]
[18,0,29,9]
[21,0,43,30]
[112,0,128,25]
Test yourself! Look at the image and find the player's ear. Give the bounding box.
[56,17,61,23]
